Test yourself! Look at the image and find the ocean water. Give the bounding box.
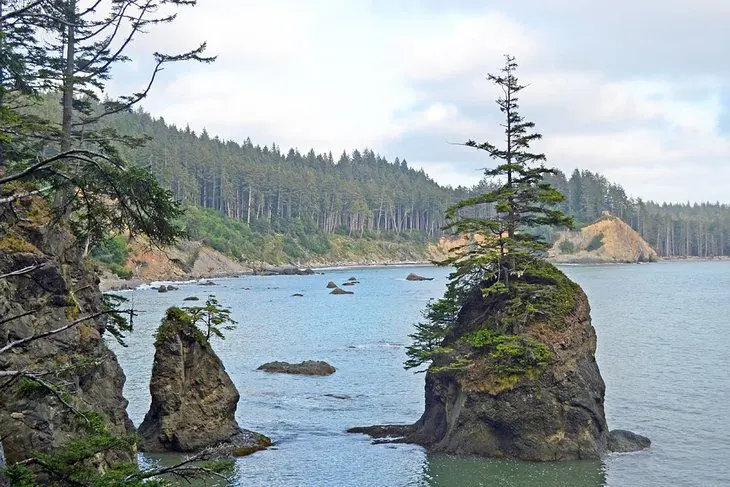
[111,262,730,486]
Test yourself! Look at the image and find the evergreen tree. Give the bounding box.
[444,54,572,289]
[406,55,572,370]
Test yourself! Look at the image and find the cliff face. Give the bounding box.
[549,212,657,263]
[138,308,270,455]
[0,217,134,464]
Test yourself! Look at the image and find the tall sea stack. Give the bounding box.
[138,308,270,455]
[351,261,648,459]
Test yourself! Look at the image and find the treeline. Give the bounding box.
[105,107,456,239]
[28,95,729,258]
[545,170,730,257]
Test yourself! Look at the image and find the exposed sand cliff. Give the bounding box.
[549,213,657,263]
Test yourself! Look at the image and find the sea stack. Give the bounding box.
[350,260,649,460]
[138,308,270,456]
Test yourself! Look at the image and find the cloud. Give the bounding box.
[105,0,730,203]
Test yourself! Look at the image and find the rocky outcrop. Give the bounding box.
[257,360,336,376]
[326,281,338,289]
[406,273,433,281]
[0,217,134,466]
[350,260,649,460]
[138,308,270,455]
[549,212,658,263]
[608,429,651,453]
[330,287,354,295]
[254,265,315,276]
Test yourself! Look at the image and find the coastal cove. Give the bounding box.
[110,262,730,487]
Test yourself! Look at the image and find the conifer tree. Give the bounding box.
[406,55,572,371]
[444,55,572,291]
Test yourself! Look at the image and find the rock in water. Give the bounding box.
[326,281,338,288]
[350,261,648,460]
[257,360,336,376]
[608,429,651,453]
[406,273,433,281]
[138,308,270,455]
[330,287,354,295]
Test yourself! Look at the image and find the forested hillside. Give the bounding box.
[107,108,457,239]
[28,95,730,260]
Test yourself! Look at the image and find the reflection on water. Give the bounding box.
[425,455,605,487]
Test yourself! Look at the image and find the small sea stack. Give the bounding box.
[138,308,270,456]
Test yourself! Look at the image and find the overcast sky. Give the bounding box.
[110,0,730,203]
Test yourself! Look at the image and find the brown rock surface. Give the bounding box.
[138,308,270,455]
[257,360,336,376]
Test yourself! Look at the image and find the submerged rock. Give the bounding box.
[326,281,338,289]
[138,308,270,455]
[350,260,649,460]
[347,277,358,281]
[342,281,358,286]
[330,287,354,295]
[157,285,168,293]
[291,293,304,297]
[183,296,199,301]
[257,360,336,376]
[406,273,433,281]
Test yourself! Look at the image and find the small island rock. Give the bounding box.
[138,308,270,456]
[608,429,651,453]
[330,287,354,295]
[326,281,338,288]
[257,360,336,376]
[183,296,199,301]
[406,273,433,281]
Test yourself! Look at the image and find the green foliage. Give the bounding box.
[183,295,237,341]
[102,293,134,346]
[558,239,575,254]
[461,330,552,377]
[586,232,604,252]
[91,235,130,266]
[444,55,573,289]
[404,288,460,371]
[154,307,206,346]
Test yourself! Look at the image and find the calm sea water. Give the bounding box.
[111,262,730,486]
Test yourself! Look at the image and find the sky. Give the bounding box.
[109,0,730,203]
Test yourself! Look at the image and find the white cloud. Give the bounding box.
[104,0,730,203]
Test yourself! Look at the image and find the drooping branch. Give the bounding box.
[0,309,131,355]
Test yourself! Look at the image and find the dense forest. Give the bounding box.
[27,96,730,259]
[110,105,730,259]
[107,107,456,239]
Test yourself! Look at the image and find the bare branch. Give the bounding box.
[0,309,131,355]
[0,264,46,280]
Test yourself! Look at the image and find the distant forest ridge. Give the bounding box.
[103,105,728,258]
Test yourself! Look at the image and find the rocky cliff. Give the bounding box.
[0,207,134,465]
[138,308,270,455]
[549,212,657,263]
[350,261,649,460]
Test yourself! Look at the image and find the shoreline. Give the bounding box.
[99,260,434,292]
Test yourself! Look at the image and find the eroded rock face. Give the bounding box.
[138,309,270,455]
[351,262,649,460]
[0,225,134,465]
